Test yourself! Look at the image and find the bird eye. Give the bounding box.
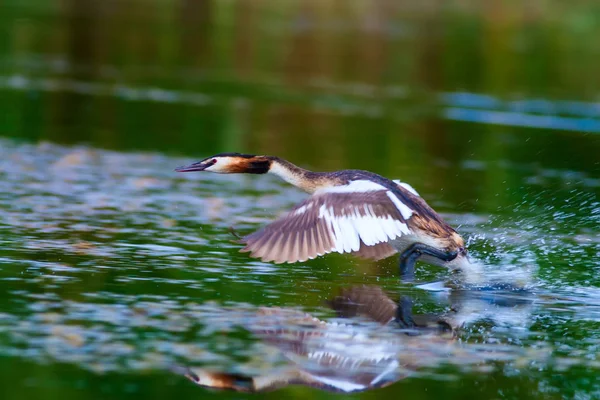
[211,159,217,164]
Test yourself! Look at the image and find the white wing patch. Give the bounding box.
[293,203,313,216]
[319,180,386,194]
[318,202,410,253]
[317,181,414,251]
[386,191,413,220]
[393,180,419,196]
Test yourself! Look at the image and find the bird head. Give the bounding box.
[175,153,272,174]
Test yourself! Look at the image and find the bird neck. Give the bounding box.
[267,157,327,193]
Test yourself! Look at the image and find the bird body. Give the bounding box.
[176,153,475,279]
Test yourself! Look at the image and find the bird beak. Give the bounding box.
[174,161,208,172]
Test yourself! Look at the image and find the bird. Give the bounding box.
[175,152,477,281]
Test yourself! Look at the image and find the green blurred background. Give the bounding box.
[2,0,599,157]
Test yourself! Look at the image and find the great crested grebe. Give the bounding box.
[175,153,476,280]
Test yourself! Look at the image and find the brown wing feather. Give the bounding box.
[241,190,411,264]
[350,241,398,261]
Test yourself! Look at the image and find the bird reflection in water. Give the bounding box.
[177,285,538,393]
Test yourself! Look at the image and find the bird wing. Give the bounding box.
[350,241,398,261]
[240,180,415,264]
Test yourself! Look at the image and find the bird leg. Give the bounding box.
[399,243,459,281]
[395,296,416,330]
[228,226,245,244]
